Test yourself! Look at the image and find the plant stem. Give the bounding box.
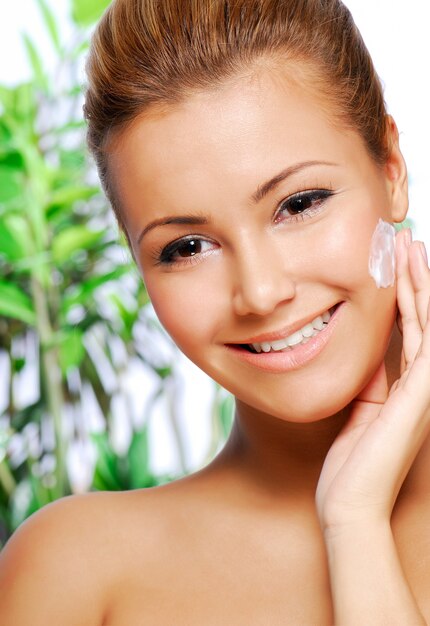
[0,459,17,498]
[30,273,67,498]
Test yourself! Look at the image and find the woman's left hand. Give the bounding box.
[316,228,430,533]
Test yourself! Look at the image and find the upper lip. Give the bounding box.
[227,304,339,345]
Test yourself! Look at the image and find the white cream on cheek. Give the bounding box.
[368,218,396,288]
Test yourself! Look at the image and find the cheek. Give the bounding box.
[307,204,389,291]
[305,206,397,344]
[144,272,223,355]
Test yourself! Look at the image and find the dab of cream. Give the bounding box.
[368,219,396,288]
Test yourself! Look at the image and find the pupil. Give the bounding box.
[290,197,309,214]
[179,239,201,257]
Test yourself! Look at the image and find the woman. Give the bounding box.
[1,0,430,623]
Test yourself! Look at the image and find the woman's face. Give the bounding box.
[110,67,408,422]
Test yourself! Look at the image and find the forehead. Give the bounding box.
[109,67,364,222]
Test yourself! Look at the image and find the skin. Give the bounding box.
[1,64,430,625]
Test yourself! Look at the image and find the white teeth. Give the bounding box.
[249,307,334,353]
[270,338,289,351]
[287,331,303,347]
[312,316,324,331]
[301,323,314,338]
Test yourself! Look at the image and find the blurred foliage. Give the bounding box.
[0,0,234,546]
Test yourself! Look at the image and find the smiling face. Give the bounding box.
[109,66,408,422]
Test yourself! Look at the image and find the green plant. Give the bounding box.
[0,0,234,546]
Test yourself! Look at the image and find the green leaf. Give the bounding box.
[13,357,26,373]
[0,215,32,262]
[13,83,37,121]
[36,0,62,54]
[52,225,104,264]
[58,328,85,375]
[61,265,132,310]
[52,120,86,135]
[155,366,172,380]
[90,432,122,491]
[127,427,152,489]
[0,281,35,326]
[59,148,85,170]
[47,185,99,211]
[109,293,137,341]
[0,166,23,203]
[22,34,49,92]
[0,151,25,170]
[219,393,234,439]
[0,86,14,111]
[0,119,13,146]
[71,0,111,27]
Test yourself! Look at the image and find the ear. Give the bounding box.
[384,115,408,223]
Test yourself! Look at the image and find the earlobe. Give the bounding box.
[384,115,409,223]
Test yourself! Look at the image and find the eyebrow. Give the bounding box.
[136,159,337,245]
[251,160,338,203]
[137,214,208,245]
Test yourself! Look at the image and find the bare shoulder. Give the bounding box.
[0,489,152,626]
[0,470,251,626]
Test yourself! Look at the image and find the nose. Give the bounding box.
[231,239,296,317]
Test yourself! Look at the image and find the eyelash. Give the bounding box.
[274,188,334,225]
[153,188,335,267]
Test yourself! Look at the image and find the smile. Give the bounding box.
[225,303,344,373]
[248,308,334,353]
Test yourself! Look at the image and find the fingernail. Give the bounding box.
[404,228,412,246]
[419,241,428,265]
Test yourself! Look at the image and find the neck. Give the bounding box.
[219,401,348,502]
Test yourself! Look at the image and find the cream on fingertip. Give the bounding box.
[368,219,396,288]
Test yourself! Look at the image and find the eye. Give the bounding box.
[158,236,216,266]
[274,189,334,223]
[170,239,202,258]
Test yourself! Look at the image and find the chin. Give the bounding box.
[234,351,384,424]
[255,390,358,423]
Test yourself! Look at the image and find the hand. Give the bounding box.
[316,229,430,533]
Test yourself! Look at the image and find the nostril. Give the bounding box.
[231,260,296,317]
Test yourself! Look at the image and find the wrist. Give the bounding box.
[322,515,392,547]
[324,520,426,625]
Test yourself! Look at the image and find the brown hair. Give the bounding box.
[84,0,390,238]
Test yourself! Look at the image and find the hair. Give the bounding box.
[84,0,390,240]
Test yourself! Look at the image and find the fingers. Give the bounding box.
[402,299,430,400]
[396,229,430,367]
[396,229,421,366]
[409,240,430,329]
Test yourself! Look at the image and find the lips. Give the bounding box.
[227,304,339,353]
[225,302,344,373]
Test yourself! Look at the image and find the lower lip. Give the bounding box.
[225,303,345,373]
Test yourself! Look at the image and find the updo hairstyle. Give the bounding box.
[84,0,390,241]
